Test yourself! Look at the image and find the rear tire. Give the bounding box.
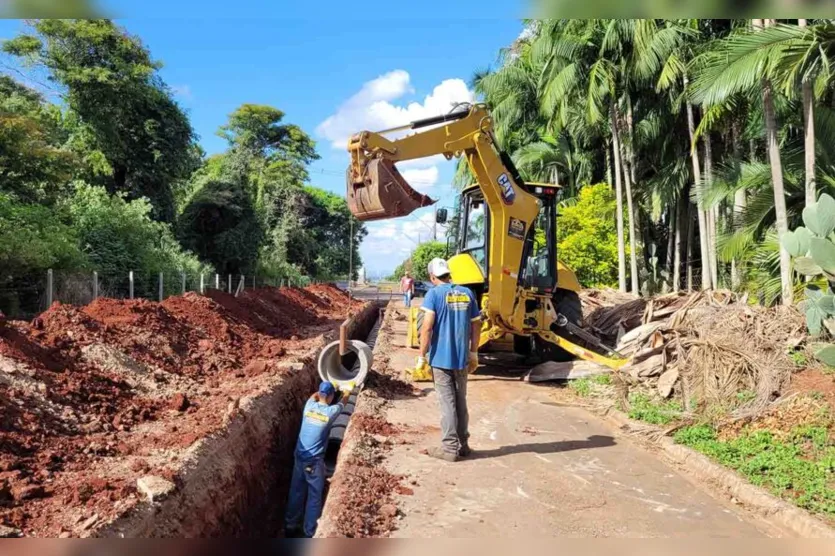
[535,289,582,362]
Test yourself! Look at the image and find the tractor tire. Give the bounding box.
[534,289,583,363]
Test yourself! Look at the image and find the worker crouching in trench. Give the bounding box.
[285,380,353,538]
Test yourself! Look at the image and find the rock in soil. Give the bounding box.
[136,475,175,503]
[169,393,190,412]
[0,524,21,538]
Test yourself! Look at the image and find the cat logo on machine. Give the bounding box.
[498,173,515,205]
[507,217,526,241]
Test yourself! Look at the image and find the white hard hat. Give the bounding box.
[427,258,451,278]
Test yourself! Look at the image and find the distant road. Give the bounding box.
[337,283,396,302]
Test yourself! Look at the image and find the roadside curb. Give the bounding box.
[600,406,835,538]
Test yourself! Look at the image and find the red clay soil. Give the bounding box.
[0,283,363,537]
[789,368,835,408]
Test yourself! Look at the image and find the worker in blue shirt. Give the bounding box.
[416,258,481,462]
[285,380,352,538]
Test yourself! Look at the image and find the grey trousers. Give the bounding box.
[432,368,469,454]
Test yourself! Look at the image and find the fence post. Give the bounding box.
[129,271,134,299]
[228,274,232,294]
[181,272,186,294]
[199,273,205,294]
[92,271,98,300]
[158,272,164,302]
[215,273,219,290]
[46,269,53,309]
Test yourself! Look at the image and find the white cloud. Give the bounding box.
[360,209,444,275]
[326,70,471,275]
[400,166,439,188]
[317,70,475,149]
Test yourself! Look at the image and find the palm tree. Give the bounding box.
[799,18,816,207]
[690,19,796,302]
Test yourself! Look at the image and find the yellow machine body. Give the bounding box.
[348,104,626,375]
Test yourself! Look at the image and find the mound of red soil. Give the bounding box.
[0,284,364,536]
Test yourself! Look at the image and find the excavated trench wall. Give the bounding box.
[96,301,382,538]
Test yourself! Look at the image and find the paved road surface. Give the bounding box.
[378,302,785,538]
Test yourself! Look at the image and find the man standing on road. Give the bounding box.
[400,271,414,308]
[416,258,480,462]
[285,380,352,538]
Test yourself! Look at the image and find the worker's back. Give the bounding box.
[422,283,479,371]
[295,397,342,460]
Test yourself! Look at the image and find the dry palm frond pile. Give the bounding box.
[582,290,807,420]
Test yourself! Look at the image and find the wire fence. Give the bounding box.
[0,269,332,321]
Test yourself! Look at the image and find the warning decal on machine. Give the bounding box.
[508,217,526,240]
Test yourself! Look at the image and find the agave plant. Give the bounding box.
[781,192,835,366]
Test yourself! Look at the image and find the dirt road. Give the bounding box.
[378,303,784,538]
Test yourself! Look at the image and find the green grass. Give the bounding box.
[568,373,612,397]
[674,424,835,516]
[789,350,809,368]
[627,393,683,425]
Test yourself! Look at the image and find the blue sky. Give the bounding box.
[0,8,523,277]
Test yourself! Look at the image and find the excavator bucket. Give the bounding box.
[346,158,436,222]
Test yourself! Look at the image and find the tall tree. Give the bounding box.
[758,18,793,304]
[3,19,198,222]
[799,18,816,207]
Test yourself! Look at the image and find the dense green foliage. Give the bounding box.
[468,19,835,303]
[68,183,212,287]
[4,19,200,222]
[0,19,363,316]
[556,183,622,287]
[176,179,263,276]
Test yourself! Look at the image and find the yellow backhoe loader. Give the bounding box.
[346,103,626,379]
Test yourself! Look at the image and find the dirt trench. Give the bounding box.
[98,301,381,538]
[0,284,379,538]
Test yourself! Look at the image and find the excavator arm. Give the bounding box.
[347,103,626,371]
[347,104,539,329]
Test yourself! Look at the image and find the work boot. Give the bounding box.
[459,444,472,458]
[284,526,303,539]
[426,446,458,462]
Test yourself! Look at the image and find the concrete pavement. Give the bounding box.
[378,302,784,538]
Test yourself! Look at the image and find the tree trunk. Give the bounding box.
[620,137,640,294]
[684,83,710,290]
[605,139,613,187]
[686,202,695,290]
[665,204,676,293]
[673,193,685,291]
[759,18,793,305]
[731,121,746,289]
[610,103,627,293]
[624,100,640,294]
[799,18,817,206]
[704,133,719,289]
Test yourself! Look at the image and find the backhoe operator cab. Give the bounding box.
[450,183,585,360]
[346,103,625,369]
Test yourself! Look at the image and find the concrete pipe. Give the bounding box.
[317,339,373,389]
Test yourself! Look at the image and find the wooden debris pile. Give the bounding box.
[585,290,807,417]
